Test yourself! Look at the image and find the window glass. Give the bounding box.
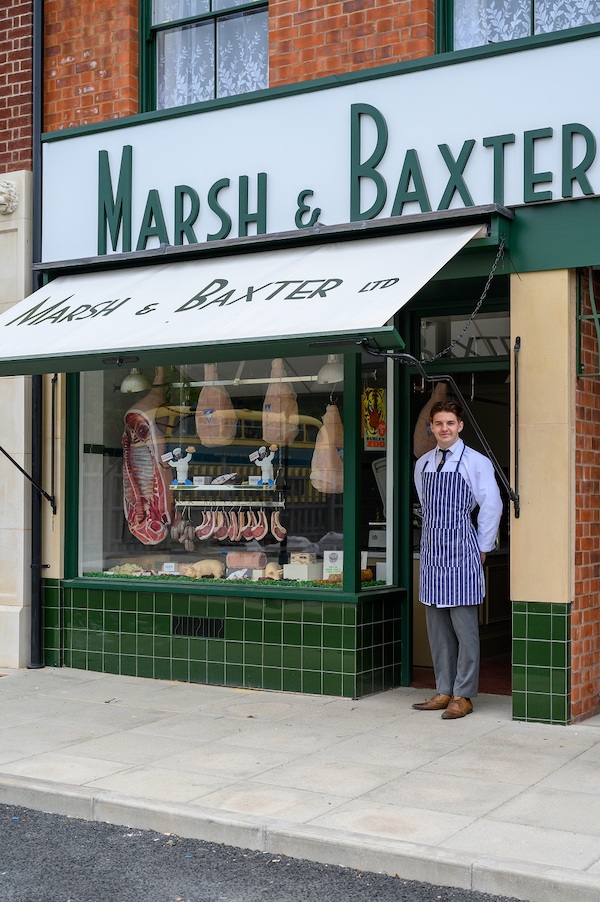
[80,356,353,586]
[361,357,392,587]
[419,311,510,360]
[151,0,268,110]
[453,0,600,50]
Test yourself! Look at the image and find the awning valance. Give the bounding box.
[0,224,483,375]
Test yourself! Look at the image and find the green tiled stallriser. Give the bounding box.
[43,580,403,698]
[512,601,571,725]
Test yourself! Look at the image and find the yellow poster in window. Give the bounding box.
[362,387,386,450]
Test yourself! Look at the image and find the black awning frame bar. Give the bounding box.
[359,342,520,518]
[0,373,57,515]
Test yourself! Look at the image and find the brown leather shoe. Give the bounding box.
[441,696,473,719]
[412,693,451,711]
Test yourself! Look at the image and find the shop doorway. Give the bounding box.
[409,367,512,696]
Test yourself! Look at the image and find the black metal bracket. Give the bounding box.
[358,340,520,518]
[0,443,56,515]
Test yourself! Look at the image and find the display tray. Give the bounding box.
[170,484,277,491]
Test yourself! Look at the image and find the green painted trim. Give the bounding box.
[64,374,80,578]
[510,198,600,271]
[0,328,403,379]
[343,351,362,594]
[41,25,600,143]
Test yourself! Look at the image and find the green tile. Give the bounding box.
[190,660,207,683]
[282,602,303,622]
[512,602,526,613]
[225,664,243,686]
[155,595,172,614]
[342,626,356,651]
[189,638,207,661]
[245,643,263,667]
[88,610,103,631]
[244,619,262,643]
[72,591,87,609]
[527,693,552,721]
[207,639,225,662]
[282,645,302,669]
[302,604,323,624]
[323,672,343,695]
[342,673,356,697]
[172,637,189,660]
[282,669,302,692]
[512,638,526,665]
[71,650,87,669]
[322,649,343,673]
[302,647,322,671]
[154,658,172,680]
[72,609,87,630]
[120,592,137,612]
[207,662,225,684]
[551,616,567,642]
[226,641,244,664]
[104,611,119,633]
[527,640,552,667]
[264,601,283,621]
[227,619,244,641]
[512,664,526,692]
[263,644,282,668]
[244,599,263,620]
[263,621,281,645]
[551,669,566,695]
[302,624,322,648]
[120,655,137,677]
[154,636,171,657]
[207,597,226,618]
[154,614,170,635]
[262,667,282,691]
[121,613,136,634]
[283,622,301,646]
[512,611,526,639]
[526,666,551,694]
[104,633,120,654]
[226,598,244,619]
[551,695,568,724]
[551,643,567,668]
[323,602,344,624]
[243,665,262,688]
[302,670,322,694]
[173,596,190,616]
[88,589,104,610]
[137,657,154,678]
[322,625,342,649]
[103,653,119,674]
[343,605,356,626]
[71,630,88,651]
[88,631,103,652]
[105,592,120,611]
[172,659,189,681]
[137,613,154,635]
[87,652,102,671]
[137,593,154,613]
[137,635,154,657]
[527,613,552,640]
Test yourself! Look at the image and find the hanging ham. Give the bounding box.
[122,367,173,545]
[196,363,237,446]
[262,358,299,445]
[310,404,344,494]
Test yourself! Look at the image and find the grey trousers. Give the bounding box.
[425,604,481,699]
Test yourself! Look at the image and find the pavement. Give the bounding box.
[0,668,599,902]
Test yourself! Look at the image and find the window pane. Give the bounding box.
[419,312,510,360]
[534,0,600,33]
[153,0,209,26]
[157,21,214,110]
[79,357,347,589]
[361,357,392,587]
[454,0,531,49]
[217,9,268,98]
[214,0,264,9]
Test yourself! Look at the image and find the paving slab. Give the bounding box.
[1,666,600,902]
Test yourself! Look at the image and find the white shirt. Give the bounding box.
[414,438,503,553]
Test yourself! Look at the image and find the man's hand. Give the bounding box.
[480,551,487,565]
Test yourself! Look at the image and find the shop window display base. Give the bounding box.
[43,580,404,698]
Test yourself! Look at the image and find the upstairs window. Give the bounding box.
[147,0,268,110]
[451,0,600,50]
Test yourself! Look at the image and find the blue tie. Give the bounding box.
[436,449,449,472]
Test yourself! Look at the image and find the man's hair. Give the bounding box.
[429,399,464,422]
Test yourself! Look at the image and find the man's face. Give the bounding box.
[430,411,463,449]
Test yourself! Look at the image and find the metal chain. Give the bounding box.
[426,232,506,361]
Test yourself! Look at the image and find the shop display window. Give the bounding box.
[79,354,392,589]
[419,311,510,361]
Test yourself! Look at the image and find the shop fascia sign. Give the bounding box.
[41,34,600,261]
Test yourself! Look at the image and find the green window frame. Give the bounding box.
[140,0,268,113]
[436,0,600,53]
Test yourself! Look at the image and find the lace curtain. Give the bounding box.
[454,0,600,50]
[154,0,268,109]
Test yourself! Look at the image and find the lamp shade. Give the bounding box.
[316,354,344,385]
[120,367,151,393]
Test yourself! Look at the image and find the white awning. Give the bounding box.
[0,224,482,375]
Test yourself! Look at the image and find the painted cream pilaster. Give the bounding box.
[510,269,575,603]
[0,170,33,666]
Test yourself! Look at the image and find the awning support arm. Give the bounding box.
[0,373,57,516]
[358,341,520,518]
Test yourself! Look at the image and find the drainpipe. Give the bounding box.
[29,0,44,669]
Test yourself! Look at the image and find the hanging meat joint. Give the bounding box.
[122,367,173,545]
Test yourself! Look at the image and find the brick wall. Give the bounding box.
[0,0,33,172]
[573,267,600,721]
[44,0,138,132]
[269,0,435,86]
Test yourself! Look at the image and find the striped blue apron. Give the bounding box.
[419,445,485,606]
